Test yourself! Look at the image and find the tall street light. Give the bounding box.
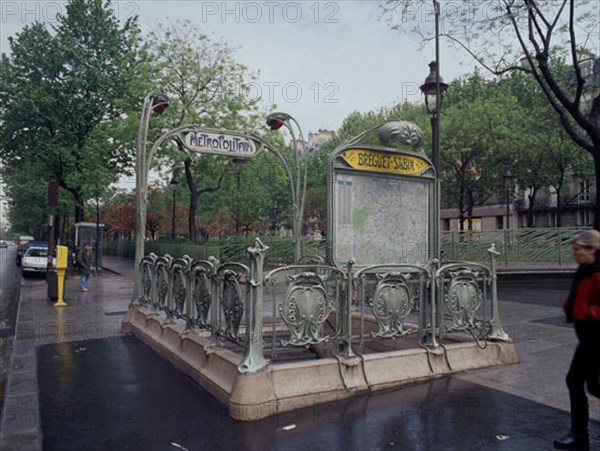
[170,173,179,240]
[420,1,449,263]
[420,61,449,173]
[420,60,449,266]
[419,0,448,349]
[266,112,308,265]
[133,92,169,304]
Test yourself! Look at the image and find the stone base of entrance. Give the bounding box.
[122,306,518,421]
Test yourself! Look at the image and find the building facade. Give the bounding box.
[441,177,596,231]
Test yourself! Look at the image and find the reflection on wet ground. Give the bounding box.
[0,250,22,422]
[38,336,599,451]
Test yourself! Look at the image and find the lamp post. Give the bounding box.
[133,92,169,304]
[420,61,449,175]
[266,112,308,265]
[419,0,448,349]
[170,174,178,240]
[503,169,515,230]
[420,61,449,263]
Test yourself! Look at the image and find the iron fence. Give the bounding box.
[132,238,509,374]
[105,227,585,269]
[441,227,583,268]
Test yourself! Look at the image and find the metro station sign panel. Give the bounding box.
[340,148,429,176]
[183,131,258,158]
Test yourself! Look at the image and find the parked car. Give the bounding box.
[16,235,35,265]
[21,243,55,275]
[0,241,8,248]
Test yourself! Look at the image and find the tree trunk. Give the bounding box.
[527,188,537,228]
[458,184,465,231]
[74,190,85,223]
[556,191,562,228]
[466,192,475,231]
[185,158,199,242]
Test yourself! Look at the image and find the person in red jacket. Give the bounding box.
[554,229,600,450]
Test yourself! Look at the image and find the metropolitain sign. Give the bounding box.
[183,131,258,158]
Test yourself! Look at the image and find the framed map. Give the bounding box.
[328,146,434,268]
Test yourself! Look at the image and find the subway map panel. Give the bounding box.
[333,173,431,266]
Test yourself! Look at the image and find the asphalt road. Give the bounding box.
[0,246,22,421]
[496,273,571,306]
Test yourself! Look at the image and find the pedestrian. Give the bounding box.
[554,229,600,450]
[76,242,93,292]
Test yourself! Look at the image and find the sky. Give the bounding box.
[0,0,475,135]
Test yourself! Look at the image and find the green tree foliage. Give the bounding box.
[143,20,266,241]
[441,93,528,229]
[382,0,600,229]
[496,70,593,226]
[0,0,141,225]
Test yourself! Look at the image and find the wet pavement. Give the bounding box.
[1,255,599,450]
[0,247,24,423]
[36,336,588,451]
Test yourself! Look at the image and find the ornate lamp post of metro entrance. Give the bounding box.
[170,173,179,240]
[266,112,308,265]
[132,92,169,305]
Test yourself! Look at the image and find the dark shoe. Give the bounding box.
[553,431,589,449]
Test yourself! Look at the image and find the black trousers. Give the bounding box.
[566,321,600,433]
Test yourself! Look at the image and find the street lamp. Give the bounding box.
[170,174,179,240]
[503,169,515,230]
[420,60,448,265]
[420,61,449,171]
[266,111,307,265]
[418,0,448,349]
[133,92,169,304]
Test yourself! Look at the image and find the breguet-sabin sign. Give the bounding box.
[183,131,257,158]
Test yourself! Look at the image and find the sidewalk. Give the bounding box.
[0,256,598,450]
[0,256,134,450]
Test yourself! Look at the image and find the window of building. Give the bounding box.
[547,212,557,227]
[578,210,592,227]
[496,215,504,229]
[578,180,591,203]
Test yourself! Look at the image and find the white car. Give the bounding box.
[21,245,55,275]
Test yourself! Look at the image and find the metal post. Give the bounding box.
[485,244,510,341]
[171,189,176,239]
[283,119,307,265]
[238,238,270,373]
[170,175,178,240]
[337,259,355,358]
[132,93,168,306]
[506,185,510,230]
[266,113,308,265]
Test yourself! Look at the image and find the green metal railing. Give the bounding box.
[104,227,586,269]
[103,238,326,268]
[441,227,584,268]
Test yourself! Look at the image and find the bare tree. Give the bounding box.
[382,0,600,229]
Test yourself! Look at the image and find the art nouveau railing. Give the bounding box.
[133,239,509,373]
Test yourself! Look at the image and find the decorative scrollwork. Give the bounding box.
[444,269,483,332]
[221,270,244,340]
[192,271,212,327]
[278,272,333,347]
[157,267,169,310]
[141,263,153,305]
[172,267,187,315]
[369,272,415,338]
